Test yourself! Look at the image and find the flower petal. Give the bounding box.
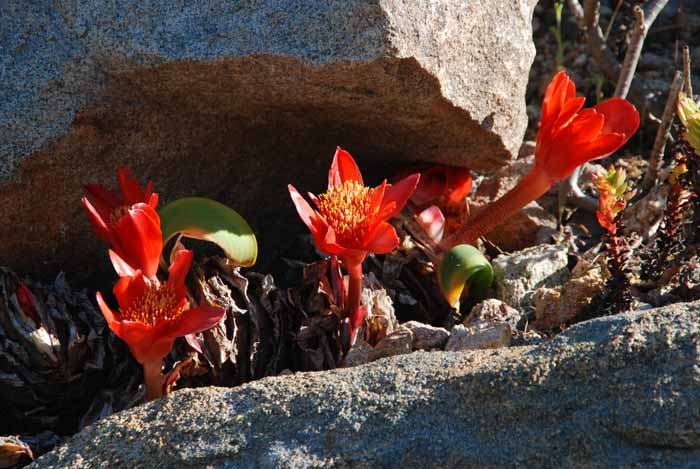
[328,147,363,188]
[97,291,171,363]
[445,167,473,204]
[117,167,148,205]
[370,179,388,214]
[109,249,137,277]
[550,96,586,131]
[129,336,175,365]
[362,221,399,254]
[379,173,420,220]
[564,108,605,144]
[82,184,119,219]
[594,97,640,141]
[168,249,193,300]
[411,167,447,206]
[184,333,203,354]
[319,226,349,255]
[147,192,159,210]
[110,203,162,279]
[81,198,111,242]
[159,306,226,340]
[541,71,573,123]
[96,291,120,327]
[113,270,149,310]
[288,185,322,236]
[572,133,626,166]
[416,205,446,243]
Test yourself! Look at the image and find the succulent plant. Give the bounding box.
[0,267,140,439]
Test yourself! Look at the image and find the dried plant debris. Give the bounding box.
[0,268,140,438]
[366,216,454,327]
[358,272,398,346]
[641,156,696,284]
[173,257,343,389]
[0,435,33,468]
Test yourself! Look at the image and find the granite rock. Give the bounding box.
[445,323,512,351]
[464,298,522,329]
[492,243,570,311]
[0,0,537,280]
[370,326,413,360]
[402,320,450,350]
[34,301,700,468]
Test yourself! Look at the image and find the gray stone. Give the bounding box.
[402,320,449,350]
[370,326,413,360]
[0,0,537,280]
[492,243,570,311]
[34,302,700,467]
[445,323,511,351]
[341,339,374,368]
[464,298,522,329]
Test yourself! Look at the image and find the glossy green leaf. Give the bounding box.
[438,244,493,310]
[159,197,257,267]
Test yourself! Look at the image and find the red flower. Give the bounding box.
[535,71,640,182]
[288,147,419,267]
[441,71,640,250]
[401,165,472,208]
[96,249,224,366]
[82,167,162,278]
[288,147,419,349]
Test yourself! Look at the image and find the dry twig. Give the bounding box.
[643,71,684,190]
[613,6,645,98]
[683,45,693,97]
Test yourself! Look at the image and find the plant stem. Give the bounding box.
[345,261,364,337]
[440,168,552,250]
[143,360,164,401]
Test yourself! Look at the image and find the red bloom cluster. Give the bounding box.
[289,148,418,346]
[535,71,640,182]
[289,147,419,269]
[83,168,224,399]
[441,70,640,249]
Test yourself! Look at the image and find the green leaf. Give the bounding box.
[159,197,257,267]
[438,244,493,310]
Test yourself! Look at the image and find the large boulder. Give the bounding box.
[0,0,536,280]
[34,301,700,467]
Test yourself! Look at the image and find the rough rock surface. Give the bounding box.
[445,323,511,351]
[370,326,413,360]
[533,255,608,331]
[492,243,570,311]
[0,0,536,280]
[34,302,700,468]
[464,298,522,329]
[402,320,449,350]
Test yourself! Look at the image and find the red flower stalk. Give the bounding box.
[441,70,640,249]
[288,147,419,346]
[82,167,161,278]
[96,249,225,400]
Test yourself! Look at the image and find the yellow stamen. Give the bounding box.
[316,180,377,246]
[121,284,184,326]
